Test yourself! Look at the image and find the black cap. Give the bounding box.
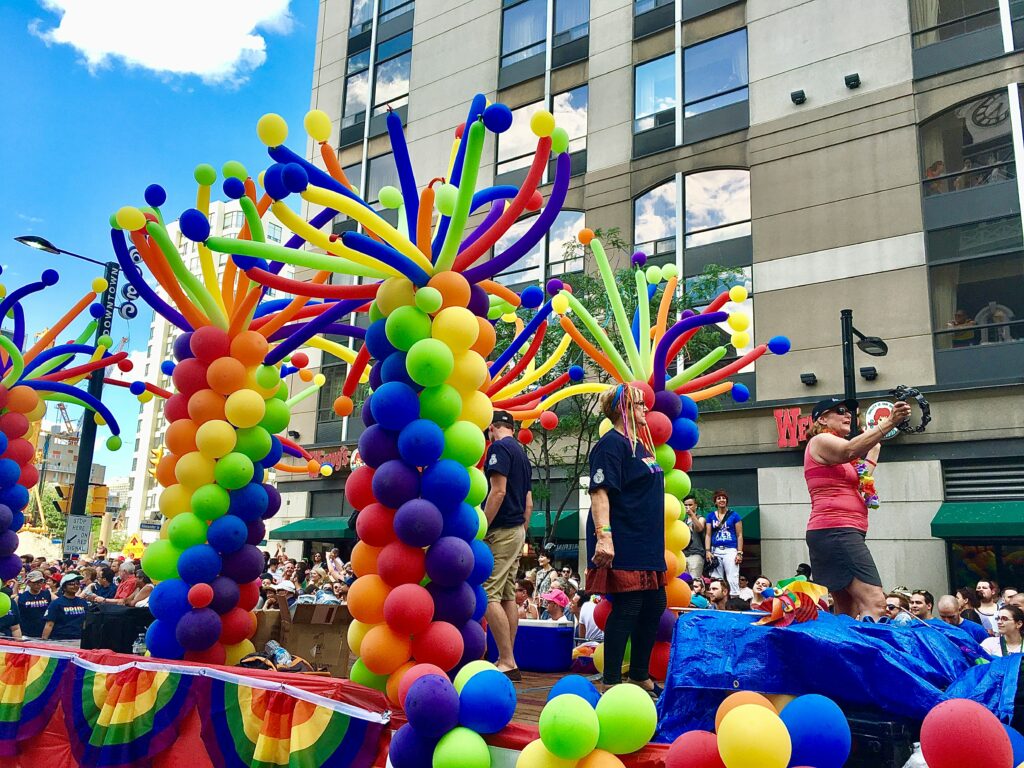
[811,397,859,421]
[491,410,515,429]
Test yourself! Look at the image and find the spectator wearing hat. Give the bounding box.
[482,410,534,682]
[41,574,88,641]
[18,571,52,638]
[275,581,298,616]
[804,396,909,620]
[704,490,743,594]
[539,588,573,624]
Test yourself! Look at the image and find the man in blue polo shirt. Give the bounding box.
[41,574,88,641]
[17,571,52,638]
[935,593,989,644]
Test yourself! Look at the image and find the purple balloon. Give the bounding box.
[546,278,563,296]
[172,332,194,361]
[358,425,400,469]
[0,530,17,557]
[175,607,221,651]
[221,545,264,583]
[388,723,438,768]
[368,361,383,391]
[424,536,474,587]
[245,519,266,546]
[262,483,281,519]
[372,460,420,509]
[458,619,486,668]
[652,390,682,419]
[656,609,677,643]
[209,576,241,615]
[361,396,376,428]
[427,581,476,625]
[0,554,20,582]
[394,498,443,548]
[404,674,460,738]
[0,504,12,531]
[467,284,489,317]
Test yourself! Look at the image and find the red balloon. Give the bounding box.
[921,699,1012,768]
[629,380,656,409]
[526,191,544,211]
[649,641,671,681]
[219,607,256,646]
[539,411,558,430]
[384,584,435,636]
[0,413,28,440]
[185,643,227,666]
[172,358,210,397]
[0,386,8,411]
[237,579,261,611]
[646,411,673,446]
[378,541,426,587]
[674,451,693,472]
[666,730,725,768]
[397,662,447,709]
[411,621,464,672]
[290,352,309,368]
[355,503,398,547]
[189,326,231,364]
[517,428,533,445]
[164,393,190,422]
[3,438,34,465]
[18,464,39,488]
[594,597,612,631]
[188,583,214,609]
[345,465,376,511]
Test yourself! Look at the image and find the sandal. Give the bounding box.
[502,668,522,682]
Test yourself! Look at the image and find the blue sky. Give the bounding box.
[0,1,318,477]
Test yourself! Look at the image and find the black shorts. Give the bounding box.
[806,527,882,592]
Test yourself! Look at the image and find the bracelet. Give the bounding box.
[598,526,612,534]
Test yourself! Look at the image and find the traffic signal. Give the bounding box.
[54,484,73,515]
[148,446,164,478]
[89,485,109,516]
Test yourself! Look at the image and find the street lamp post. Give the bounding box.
[839,308,889,437]
[15,236,120,524]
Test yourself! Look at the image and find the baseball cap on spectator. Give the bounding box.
[491,410,515,429]
[26,571,45,583]
[59,573,82,588]
[276,581,297,594]
[811,397,859,421]
[540,588,569,608]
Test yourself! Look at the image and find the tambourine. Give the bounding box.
[890,385,931,434]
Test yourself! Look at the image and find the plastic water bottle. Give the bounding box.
[265,640,292,667]
[132,632,146,656]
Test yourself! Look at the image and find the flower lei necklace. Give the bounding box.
[825,429,880,509]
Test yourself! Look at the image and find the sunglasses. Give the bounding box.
[885,604,899,611]
[832,407,852,416]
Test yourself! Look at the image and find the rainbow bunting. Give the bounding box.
[0,651,67,756]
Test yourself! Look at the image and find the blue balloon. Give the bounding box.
[144,183,167,207]
[0,459,20,488]
[768,335,791,355]
[568,364,585,381]
[228,483,268,522]
[358,424,400,469]
[160,360,176,376]
[405,674,460,738]
[467,539,494,585]
[678,395,698,421]
[222,176,246,200]
[421,460,470,512]
[146,619,185,660]
[382,352,416,387]
[149,578,192,622]
[547,674,600,707]
[0,504,12,530]
[667,417,699,451]
[129,380,147,396]
[368,361,383,391]
[177,544,222,586]
[398,419,445,467]
[441,502,479,543]
[0,485,28,513]
[369,381,420,432]
[472,584,487,621]
[731,382,750,403]
[178,208,211,242]
[388,723,438,768]
[482,103,514,134]
[365,320,397,360]
[207,515,248,554]
[1005,724,1024,767]
[9,510,24,532]
[519,284,544,309]
[263,436,284,467]
[459,669,516,733]
[779,694,851,768]
[281,163,309,194]
[0,432,7,455]
[262,163,289,200]
[395,498,444,548]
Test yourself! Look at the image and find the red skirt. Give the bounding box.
[585,568,668,594]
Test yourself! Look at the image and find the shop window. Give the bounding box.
[929,252,1024,349]
[634,54,676,133]
[683,29,748,118]
[497,100,546,177]
[910,0,1000,48]
[949,541,1024,593]
[919,90,1015,197]
[502,0,547,67]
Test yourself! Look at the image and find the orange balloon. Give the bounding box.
[187,389,226,424]
[351,541,382,577]
[230,330,270,366]
[347,575,391,624]
[470,317,496,357]
[5,386,40,415]
[578,749,626,768]
[299,369,314,382]
[665,550,683,579]
[206,357,247,395]
[165,419,198,455]
[714,690,777,732]
[766,693,796,713]
[578,228,595,245]
[666,578,691,609]
[386,661,416,705]
[427,271,471,309]
[333,396,354,417]
[361,624,413,675]
[155,452,178,488]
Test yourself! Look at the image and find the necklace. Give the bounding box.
[823,429,880,509]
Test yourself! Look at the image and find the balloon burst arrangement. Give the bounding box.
[106,91,790,762]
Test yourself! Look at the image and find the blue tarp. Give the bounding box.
[655,611,990,742]
[945,655,1021,723]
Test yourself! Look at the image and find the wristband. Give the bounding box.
[599,526,612,534]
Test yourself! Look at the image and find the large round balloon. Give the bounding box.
[920,699,1013,768]
[717,704,791,768]
[778,694,851,768]
[540,693,600,760]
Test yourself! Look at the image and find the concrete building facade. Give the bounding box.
[275,0,1024,597]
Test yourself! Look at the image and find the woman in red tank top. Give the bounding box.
[804,397,909,620]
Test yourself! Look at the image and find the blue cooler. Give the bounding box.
[486,619,575,672]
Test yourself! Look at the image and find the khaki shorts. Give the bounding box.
[482,525,526,603]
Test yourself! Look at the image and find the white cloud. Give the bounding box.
[31,0,295,85]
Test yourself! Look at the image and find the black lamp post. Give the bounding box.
[15,236,120,520]
[840,309,888,437]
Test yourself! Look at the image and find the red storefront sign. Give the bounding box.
[308,446,351,473]
[773,407,812,448]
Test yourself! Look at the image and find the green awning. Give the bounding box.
[732,506,760,540]
[529,510,579,540]
[268,517,356,541]
[931,501,1024,538]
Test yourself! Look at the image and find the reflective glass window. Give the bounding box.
[351,0,373,31]
[635,55,676,132]
[555,0,589,42]
[373,51,411,113]
[683,29,748,116]
[553,86,588,154]
[497,100,546,175]
[367,154,400,204]
[343,70,369,127]
[502,0,547,67]
[633,179,677,257]
[930,252,1024,349]
[910,0,1000,48]
[684,169,751,247]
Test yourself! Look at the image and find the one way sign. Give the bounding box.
[63,515,92,557]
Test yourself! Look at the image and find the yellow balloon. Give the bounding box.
[159,484,192,518]
[174,451,216,490]
[224,638,256,666]
[727,312,750,332]
[159,520,170,540]
[551,294,570,315]
[244,369,279,400]
[224,389,266,429]
[664,494,681,522]
[304,109,332,142]
[598,418,613,436]
[592,642,630,676]
[460,389,493,431]
[718,705,792,768]
[666,519,691,552]
[195,419,237,459]
[376,276,416,316]
[347,619,372,656]
[432,307,479,351]
[729,285,749,303]
[731,331,750,350]
[530,109,555,138]
[256,113,288,147]
[666,549,685,578]
[26,401,46,422]
[447,350,488,393]
[516,739,580,768]
[115,206,146,231]
[91,277,108,293]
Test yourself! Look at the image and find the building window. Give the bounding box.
[366,153,400,205]
[497,100,546,177]
[930,252,1023,349]
[634,178,678,259]
[315,363,348,444]
[635,0,672,14]
[684,169,751,247]
[266,222,283,243]
[634,54,676,133]
[222,211,245,230]
[910,0,1000,48]
[502,0,547,67]
[342,50,370,129]
[683,29,748,118]
[553,85,588,157]
[380,0,415,23]
[920,90,1015,197]
[546,210,586,276]
[554,0,589,45]
[351,0,373,33]
[494,210,586,287]
[372,32,412,116]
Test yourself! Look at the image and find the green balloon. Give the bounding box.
[349,658,388,691]
[435,184,459,217]
[167,512,209,549]
[106,435,123,451]
[442,420,486,466]
[274,381,289,401]
[551,126,570,154]
[379,185,403,209]
[665,468,691,499]
[466,466,487,507]
[414,286,443,314]
[433,727,490,768]
[260,398,291,434]
[215,452,255,491]
[487,304,504,320]
[235,426,273,462]
[368,301,384,323]
[406,338,455,388]
[141,539,182,583]
[539,694,600,760]
[194,163,217,186]
[654,443,675,472]
[192,483,230,521]
[475,506,487,540]
[595,683,657,754]
[222,160,247,180]
[256,364,280,389]
[385,305,432,351]
[0,592,11,618]
[419,385,463,428]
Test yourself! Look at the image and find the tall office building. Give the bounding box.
[124,200,290,540]
[273,0,1024,595]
